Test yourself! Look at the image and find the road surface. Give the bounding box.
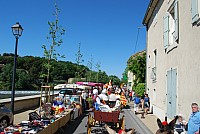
[55,105,153,134]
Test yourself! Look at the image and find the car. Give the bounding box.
[58,88,74,97]
[0,104,13,128]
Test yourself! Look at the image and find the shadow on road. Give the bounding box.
[55,105,137,134]
[55,111,89,134]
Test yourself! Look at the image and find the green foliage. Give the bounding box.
[84,70,120,86]
[121,67,128,83]
[0,54,121,90]
[109,75,121,86]
[134,83,145,97]
[75,43,84,65]
[16,69,31,89]
[127,52,146,86]
[74,43,84,82]
[42,0,65,83]
[98,71,109,83]
[0,64,12,89]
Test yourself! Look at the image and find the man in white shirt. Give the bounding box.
[99,89,108,103]
[108,89,117,108]
[81,90,87,111]
[108,89,116,101]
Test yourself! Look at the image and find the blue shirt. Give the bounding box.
[188,111,200,134]
[133,97,140,104]
[144,97,149,103]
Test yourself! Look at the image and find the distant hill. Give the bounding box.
[0,53,121,90]
[0,53,89,90]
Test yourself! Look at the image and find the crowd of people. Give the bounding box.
[81,86,127,112]
[118,89,200,134]
[124,90,150,115]
[81,87,200,133]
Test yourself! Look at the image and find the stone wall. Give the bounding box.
[0,94,57,113]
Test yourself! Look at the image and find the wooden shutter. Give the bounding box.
[163,14,169,49]
[174,0,179,41]
[191,0,199,23]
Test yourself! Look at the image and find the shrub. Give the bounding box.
[134,83,145,97]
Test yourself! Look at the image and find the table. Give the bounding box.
[38,109,72,134]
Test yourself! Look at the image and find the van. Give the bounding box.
[58,88,74,97]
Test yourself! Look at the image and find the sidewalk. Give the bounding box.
[127,101,159,133]
[14,109,36,124]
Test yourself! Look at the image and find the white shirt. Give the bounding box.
[81,92,87,100]
[99,94,108,101]
[109,93,117,101]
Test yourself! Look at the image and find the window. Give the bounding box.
[154,49,157,68]
[153,88,156,103]
[191,0,200,24]
[151,50,157,81]
[163,0,179,49]
[128,82,132,87]
[169,8,175,45]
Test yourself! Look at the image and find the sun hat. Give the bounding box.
[93,89,98,95]
[102,89,107,94]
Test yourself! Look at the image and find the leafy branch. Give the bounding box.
[42,0,65,84]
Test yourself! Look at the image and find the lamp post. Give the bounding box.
[11,22,23,115]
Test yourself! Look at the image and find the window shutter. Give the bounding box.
[163,14,169,49]
[174,0,179,41]
[191,0,199,23]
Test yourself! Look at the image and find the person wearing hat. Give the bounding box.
[187,102,200,134]
[99,88,108,104]
[92,88,112,112]
[111,95,121,111]
[92,89,101,110]
[108,88,117,108]
[174,114,187,134]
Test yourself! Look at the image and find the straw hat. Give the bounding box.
[93,89,98,95]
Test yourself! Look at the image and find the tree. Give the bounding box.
[135,83,145,97]
[42,0,65,84]
[75,42,84,82]
[98,71,109,83]
[87,55,93,82]
[127,51,146,87]
[108,75,120,86]
[122,67,128,83]
[15,69,31,89]
[95,62,101,82]
[0,54,113,89]
[75,42,84,65]
[0,64,12,89]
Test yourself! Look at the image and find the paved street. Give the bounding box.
[55,105,154,134]
[14,102,158,134]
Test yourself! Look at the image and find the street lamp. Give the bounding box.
[11,22,23,115]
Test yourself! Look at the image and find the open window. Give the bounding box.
[191,0,200,24]
[163,0,179,49]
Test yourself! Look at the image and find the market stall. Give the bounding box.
[2,109,72,134]
[1,84,84,134]
[37,109,71,134]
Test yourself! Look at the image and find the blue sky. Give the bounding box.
[0,0,149,79]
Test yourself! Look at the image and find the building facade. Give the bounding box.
[127,71,134,90]
[143,0,200,120]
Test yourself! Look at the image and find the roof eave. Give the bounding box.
[142,0,159,25]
